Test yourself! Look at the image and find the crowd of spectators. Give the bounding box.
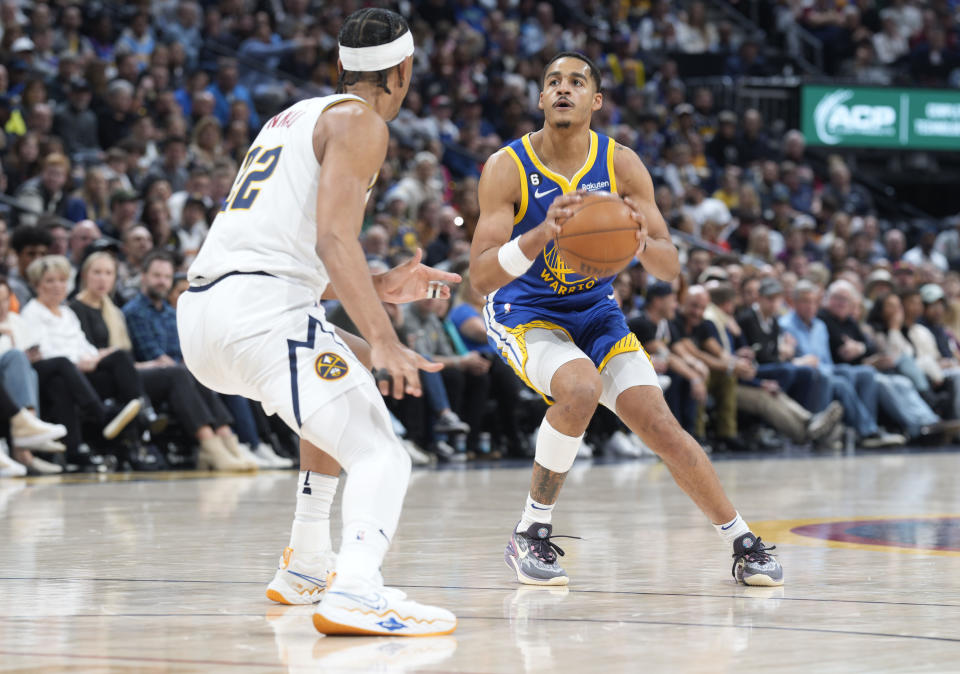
[1,0,959,476]
[764,0,960,84]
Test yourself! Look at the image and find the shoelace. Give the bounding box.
[527,532,581,564]
[730,537,777,579]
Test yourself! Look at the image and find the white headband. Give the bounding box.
[339,31,414,72]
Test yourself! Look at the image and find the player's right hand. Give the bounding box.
[534,192,584,244]
[371,340,443,399]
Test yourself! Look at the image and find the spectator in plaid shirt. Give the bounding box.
[122,250,182,364]
[122,249,262,468]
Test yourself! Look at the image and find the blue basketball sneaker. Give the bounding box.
[505,523,575,586]
[732,533,784,586]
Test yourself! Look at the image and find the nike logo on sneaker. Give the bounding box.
[287,570,327,587]
[534,187,558,199]
[329,590,388,611]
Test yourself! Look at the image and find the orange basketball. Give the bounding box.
[555,192,639,278]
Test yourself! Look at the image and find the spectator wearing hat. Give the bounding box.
[10,35,35,69]
[737,277,833,412]
[706,110,740,167]
[903,225,948,272]
[864,269,894,305]
[668,103,697,146]
[425,95,459,145]
[53,79,98,159]
[919,283,960,362]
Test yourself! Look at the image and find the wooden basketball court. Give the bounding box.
[1,449,958,672]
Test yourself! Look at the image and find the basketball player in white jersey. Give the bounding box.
[178,8,457,636]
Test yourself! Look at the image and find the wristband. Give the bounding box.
[497,237,535,277]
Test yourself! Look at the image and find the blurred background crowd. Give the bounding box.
[1,0,960,476]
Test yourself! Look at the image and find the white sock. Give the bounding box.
[287,471,338,557]
[337,521,390,587]
[714,512,750,546]
[517,493,555,533]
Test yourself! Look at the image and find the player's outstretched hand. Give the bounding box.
[376,248,462,304]
[623,196,648,258]
[371,339,443,399]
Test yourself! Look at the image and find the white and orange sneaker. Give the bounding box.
[265,547,337,605]
[313,576,457,637]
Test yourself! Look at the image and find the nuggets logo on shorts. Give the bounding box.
[315,352,349,381]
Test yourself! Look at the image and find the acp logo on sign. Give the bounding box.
[814,89,896,145]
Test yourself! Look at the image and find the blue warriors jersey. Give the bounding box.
[484,131,644,400]
[494,129,620,312]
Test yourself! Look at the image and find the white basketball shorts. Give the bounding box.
[177,273,373,434]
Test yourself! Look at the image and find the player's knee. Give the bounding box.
[551,364,602,418]
[388,437,412,481]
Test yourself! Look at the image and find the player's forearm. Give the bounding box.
[317,233,396,346]
[636,237,680,281]
[471,229,547,296]
[333,327,372,369]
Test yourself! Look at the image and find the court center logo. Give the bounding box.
[315,352,349,381]
[814,88,896,145]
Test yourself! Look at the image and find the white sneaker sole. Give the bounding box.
[313,604,457,637]
[743,573,785,587]
[13,426,67,450]
[265,572,326,605]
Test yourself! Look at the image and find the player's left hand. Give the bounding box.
[623,196,648,258]
[376,248,462,304]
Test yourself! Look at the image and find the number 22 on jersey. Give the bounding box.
[223,145,283,211]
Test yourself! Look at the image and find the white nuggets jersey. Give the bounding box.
[188,93,370,297]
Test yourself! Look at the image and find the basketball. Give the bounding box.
[555,192,639,278]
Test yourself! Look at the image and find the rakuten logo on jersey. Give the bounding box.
[579,180,610,191]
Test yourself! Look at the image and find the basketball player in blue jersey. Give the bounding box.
[470,52,783,587]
